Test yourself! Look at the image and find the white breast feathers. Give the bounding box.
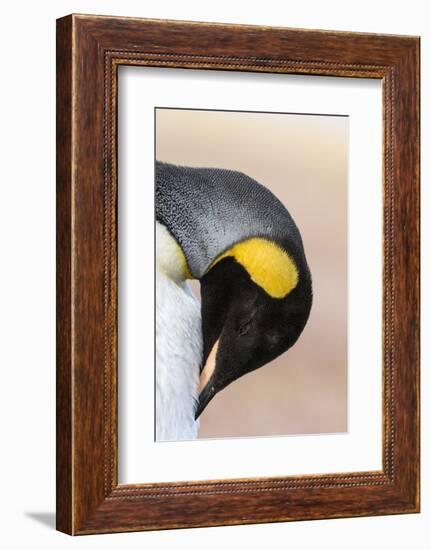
[155,222,202,441]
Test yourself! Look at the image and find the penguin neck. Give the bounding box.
[155,162,304,280]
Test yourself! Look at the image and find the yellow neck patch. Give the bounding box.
[176,243,192,280]
[156,222,192,281]
[211,238,298,299]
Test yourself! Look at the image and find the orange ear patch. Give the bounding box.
[211,238,298,299]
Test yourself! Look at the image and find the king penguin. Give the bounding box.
[155,161,312,441]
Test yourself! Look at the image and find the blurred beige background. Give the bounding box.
[156,108,348,438]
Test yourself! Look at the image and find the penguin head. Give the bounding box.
[195,239,312,419]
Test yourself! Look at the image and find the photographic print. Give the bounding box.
[57,15,419,533]
[155,108,348,442]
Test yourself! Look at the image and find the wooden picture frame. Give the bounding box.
[56,14,420,535]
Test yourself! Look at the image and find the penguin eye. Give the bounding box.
[238,319,253,337]
[266,331,280,347]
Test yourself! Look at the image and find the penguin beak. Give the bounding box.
[195,339,219,419]
[195,382,217,420]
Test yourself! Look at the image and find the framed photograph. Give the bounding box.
[56,14,420,535]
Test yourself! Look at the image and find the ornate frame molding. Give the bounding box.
[57,15,419,534]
